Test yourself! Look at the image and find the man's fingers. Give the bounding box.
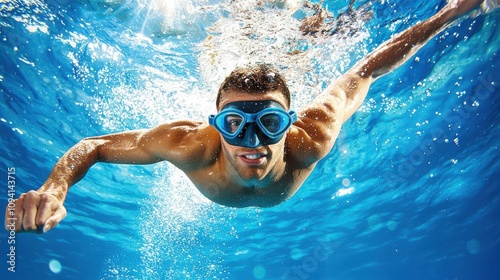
[4,198,17,231]
[14,194,26,231]
[35,193,57,227]
[36,193,65,231]
[4,191,65,233]
[43,206,67,233]
[21,191,40,231]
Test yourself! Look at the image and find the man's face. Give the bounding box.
[217,90,290,182]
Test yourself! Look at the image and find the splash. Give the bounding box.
[136,163,238,279]
[139,165,210,278]
[137,0,197,36]
[197,0,372,109]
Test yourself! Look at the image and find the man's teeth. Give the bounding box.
[244,154,261,159]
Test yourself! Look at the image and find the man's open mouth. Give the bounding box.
[239,153,267,164]
[243,154,263,160]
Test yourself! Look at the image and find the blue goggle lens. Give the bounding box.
[222,113,244,136]
[210,108,296,139]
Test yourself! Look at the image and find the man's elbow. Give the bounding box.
[75,138,107,162]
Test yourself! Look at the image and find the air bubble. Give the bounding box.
[253,265,266,279]
[342,178,350,187]
[49,260,62,274]
[466,239,480,254]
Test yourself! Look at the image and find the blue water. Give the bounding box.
[1,0,499,279]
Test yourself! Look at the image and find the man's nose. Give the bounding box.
[243,124,262,148]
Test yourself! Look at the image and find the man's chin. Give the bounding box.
[237,169,268,184]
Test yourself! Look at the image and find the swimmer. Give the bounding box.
[5,0,490,233]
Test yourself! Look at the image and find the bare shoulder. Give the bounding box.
[140,120,221,170]
[285,69,373,166]
[285,83,347,166]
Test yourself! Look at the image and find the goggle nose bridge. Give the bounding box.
[240,123,262,148]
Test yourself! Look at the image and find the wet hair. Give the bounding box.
[216,64,291,110]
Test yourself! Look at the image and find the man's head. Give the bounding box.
[210,64,295,183]
[211,64,295,148]
[216,64,291,111]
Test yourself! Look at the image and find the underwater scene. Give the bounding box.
[0,0,499,279]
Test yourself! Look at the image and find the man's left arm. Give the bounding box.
[332,0,484,123]
[292,0,484,163]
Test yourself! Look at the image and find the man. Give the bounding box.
[5,0,486,233]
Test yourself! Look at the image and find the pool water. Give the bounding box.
[0,0,498,279]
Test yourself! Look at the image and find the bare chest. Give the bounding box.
[185,165,314,207]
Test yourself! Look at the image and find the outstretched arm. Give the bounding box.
[292,0,484,164]
[5,121,218,233]
[337,0,483,122]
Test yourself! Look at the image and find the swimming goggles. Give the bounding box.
[209,100,298,148]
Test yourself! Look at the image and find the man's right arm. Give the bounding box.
[4,138,108,233]
[5,121,219,233]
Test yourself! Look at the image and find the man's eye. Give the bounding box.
[224,115,243,134]
[263,119,278,127]
[261,115,280,132]
[228,119,242,127]
[227,118,241,126]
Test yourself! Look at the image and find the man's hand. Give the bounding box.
[5,191,67,233]
[445,0,484,19]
